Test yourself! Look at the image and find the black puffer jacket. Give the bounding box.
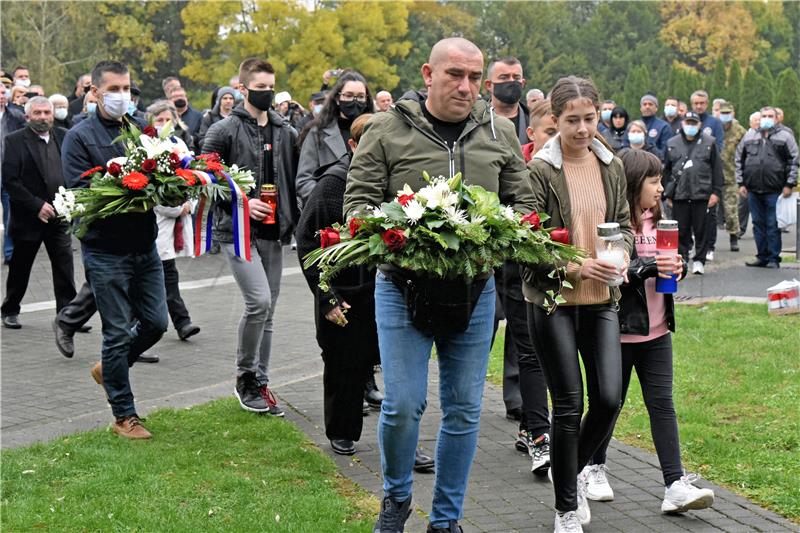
[663,130,724,201]
[203,105,299,244]
[618,248,687,336]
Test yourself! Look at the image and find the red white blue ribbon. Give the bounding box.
[221,171,251,261]
[192,170,215,257]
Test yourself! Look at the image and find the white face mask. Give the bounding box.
[54,108,68,121]
[101,91,131,119]
[15,79,31,88]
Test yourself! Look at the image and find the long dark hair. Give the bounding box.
[620,149,663,232]
[298,70,374,146]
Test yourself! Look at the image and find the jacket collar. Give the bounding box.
[533,133,614,170]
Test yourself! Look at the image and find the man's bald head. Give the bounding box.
[428,38,483,67]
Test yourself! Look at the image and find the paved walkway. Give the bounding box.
[1,227,798,532]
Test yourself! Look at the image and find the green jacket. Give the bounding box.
[521,135,633,308]
[721,119,746,186]
[343,91,534,218]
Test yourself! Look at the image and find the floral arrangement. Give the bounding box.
[54,122,255,257]
[303,172,584,307]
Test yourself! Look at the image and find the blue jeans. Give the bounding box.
[375,272,495,527]
[749,191,781,264]
[83,243,168,418]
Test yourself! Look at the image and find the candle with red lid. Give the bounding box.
[655,219,678,293]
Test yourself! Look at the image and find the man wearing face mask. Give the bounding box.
[718,102,747,252]
[485,57,528,145]
[1,83,26,264]
[638,93,673,161]
[11,66,31,89]
[68,74,91,120]
[736,106,798,269]
[58,60,166,439]
[663,112,723,276]
[169,86,202,140]
[598,100,616,134]
[690,90,724,154]
[662,96,682,135]
[203,58,299,416]
[1,97,76,330]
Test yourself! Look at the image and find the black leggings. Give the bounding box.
[528,303,622,513]
[592,333,683,486]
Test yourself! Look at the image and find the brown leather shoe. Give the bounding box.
[91,362,103,385]
[113,416,152,439]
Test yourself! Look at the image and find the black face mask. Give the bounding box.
[246,89,274,111]
[28,120,51,134]
[339,100,367,120]
[173,98,187,109]
[492,81,523,105]
[82,85,91,93]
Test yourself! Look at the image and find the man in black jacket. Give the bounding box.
[1,83,27,264]
[60,60,167,440]
[663,111,724,275]
[203,57,299,416]
[1,97,76,329]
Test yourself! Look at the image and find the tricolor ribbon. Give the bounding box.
[221,170,251,262]
[192,170,216,257]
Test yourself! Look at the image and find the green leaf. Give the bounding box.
[439,230,460,251]
[368,233,386,256]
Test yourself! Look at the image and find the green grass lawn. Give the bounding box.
[488,302,800,521]
[1,398,376,532]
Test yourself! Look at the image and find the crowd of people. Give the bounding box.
[0,35,797,533]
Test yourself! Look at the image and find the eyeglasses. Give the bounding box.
[339,92,368,103]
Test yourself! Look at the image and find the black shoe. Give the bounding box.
[364,375,384,409]
[506,407,522,421]
[373,496,412,533]
[330,439,356,455]
[136,353,160,363]
[413,449,435,473]
[427,521,463,533]
[76,325,92,333]
[234,372,268,413]
[730,235,739,252]
[53,319,74,358]
[177,323,200,341]
[2,315,21,329]
[745,260,768,267]
[765,262,780,269]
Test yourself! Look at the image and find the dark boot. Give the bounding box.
[729,234,739,252]
[364,372,384,409]
[373,496,412,533]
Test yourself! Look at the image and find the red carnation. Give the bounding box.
[382,228,407,252]
[550,227,570,244]
[176,168,197,186]
[197,152,220,163]
[319,227,341,249]
[169,152,181,169]
[397,193,415,206]
[141,158,157,173]
[142,125,157,137]
[521,211,541,230]
[205,161,223,172]
[121,171,149,190]
[79,166,104,179]
[349,218,364,238]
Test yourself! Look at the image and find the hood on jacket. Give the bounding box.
[394,90,498,140]
[533,133,615,170]
[312,152,351,183]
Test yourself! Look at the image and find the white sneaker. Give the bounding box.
[706,250,714,261]
[530,433,551,475]
[576,468,591,525]
[661,474,715,514]
[692,261,704,275]
[585,464,614,501]
[554,511,583,533]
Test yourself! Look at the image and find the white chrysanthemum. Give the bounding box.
[444,205,467,225]
[369,206,387,219]
[470,214,486,224]
[501,205,517,221]
[402,199,425,223]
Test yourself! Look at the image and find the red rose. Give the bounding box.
[121,171,149,190]
[169,152,181,168]
[521,211,541,230]
[141,159,157,173]
[108,162,122,177]
[382,228,407,252]
[205,161,223,172]
[319,227,341,249]
[349,218,364,238]
[142,125,157,137]
[176,168,197,186]
[197,152,220,163]
[79,166,104,179]
[550,227,570,244]
[397,193,415,206]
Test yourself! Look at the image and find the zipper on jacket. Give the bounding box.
[397,110,456,180]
